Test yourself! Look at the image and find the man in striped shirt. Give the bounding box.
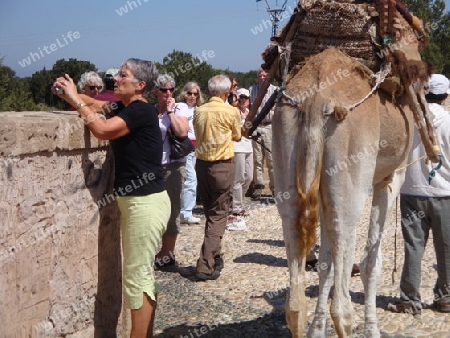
[249,68,278,198]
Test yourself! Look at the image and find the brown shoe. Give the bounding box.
[192,270,220,282]
[435,300,450,313]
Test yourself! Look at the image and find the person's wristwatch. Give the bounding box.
[76,102,87,110]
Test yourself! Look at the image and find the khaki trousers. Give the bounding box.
[252,124,274,190]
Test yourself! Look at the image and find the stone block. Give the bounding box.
[0,112,124,337]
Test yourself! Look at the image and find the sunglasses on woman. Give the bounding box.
[159,88,175,93]
[88,86,102,90]
[187,91,198,97]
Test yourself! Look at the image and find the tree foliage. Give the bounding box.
[28,58,98,110]
[0,57,41,112]
[155,50,260,99]
[156,50,217,98]
[0,52,260,112]
[404,0,450,76]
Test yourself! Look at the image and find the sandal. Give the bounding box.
[387,302,422,315]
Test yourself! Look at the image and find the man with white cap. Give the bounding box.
[392,74,450,315]
[95,68,120,102]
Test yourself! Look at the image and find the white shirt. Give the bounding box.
[401,103,450,197]
[186,105,196,141]
[157,102,189,164]
[249,83,278,124]
[234,108,253,153]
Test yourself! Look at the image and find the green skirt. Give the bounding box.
[117,190,170,309]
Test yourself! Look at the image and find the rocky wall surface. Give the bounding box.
[0,111,126,337]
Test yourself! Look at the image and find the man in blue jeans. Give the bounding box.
[392,74,450,315]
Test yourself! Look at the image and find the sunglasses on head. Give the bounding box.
[88,85,102,90]
[187,91,198,97]
[159,87,175,93]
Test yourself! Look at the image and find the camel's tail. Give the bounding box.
[295,96,326,257]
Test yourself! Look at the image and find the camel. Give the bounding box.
[272,47,415,337]
[244,1,442,336]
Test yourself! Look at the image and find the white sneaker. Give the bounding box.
[181,216,200,224]
[226,215,247,231]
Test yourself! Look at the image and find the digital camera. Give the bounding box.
[52,86,64,95]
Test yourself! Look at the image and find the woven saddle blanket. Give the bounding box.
[262,0,429,82]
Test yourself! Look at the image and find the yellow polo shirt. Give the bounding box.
[194,97,242,161]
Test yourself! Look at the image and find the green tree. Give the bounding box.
[223,70,259,90]
[156,50,217,97]
[51,58,97,80]
[156,50,261,101]
[404,0,450,76]
[29,58,97,109]
[0,57,15,101]
[29,67,53,106]
[0,57,41,112]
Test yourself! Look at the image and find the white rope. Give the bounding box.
[345,62,392,111]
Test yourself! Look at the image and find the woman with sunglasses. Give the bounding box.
[227,77,239,107]
[176,82,204,225]
[77,71,104,98]
[152,74,189,270]
[52,59,170,338]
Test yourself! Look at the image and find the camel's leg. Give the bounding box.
[272,101,306,337]
[307,221,334,338]
[360,171,405,338]
[281,210,308,337]
[320,147,377,337]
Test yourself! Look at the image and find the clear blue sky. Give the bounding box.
[0,0,300,78]
[0,0,448,78]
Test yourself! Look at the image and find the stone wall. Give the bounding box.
[0,111,128,337]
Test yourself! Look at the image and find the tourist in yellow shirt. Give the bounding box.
[192,74,241,281]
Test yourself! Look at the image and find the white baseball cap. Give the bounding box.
[105,68,120,77]
[428,74,450,95]
[236,88,250,97]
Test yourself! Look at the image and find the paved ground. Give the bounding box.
[152,193,450,338]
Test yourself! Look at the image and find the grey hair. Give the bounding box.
[77,71,103,92]
[208,74,231,96]
[155,74,176,89]
[121,58,159,97]
[177,81,204,106]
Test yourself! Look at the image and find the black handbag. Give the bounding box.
[167,128,195,160]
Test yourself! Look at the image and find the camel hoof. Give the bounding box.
[364,323,380,338]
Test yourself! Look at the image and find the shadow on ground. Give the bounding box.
[233,252,287,267]
[155,312,290,338]
[246,239,285,247]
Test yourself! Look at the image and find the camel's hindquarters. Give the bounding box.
[274,48,379,256]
